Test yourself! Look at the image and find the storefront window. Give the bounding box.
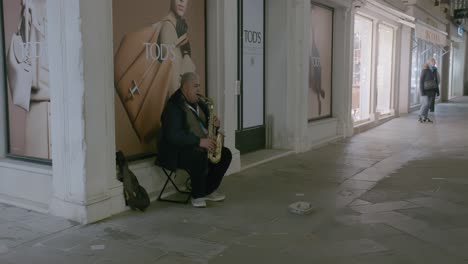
[410,30,444,108]
[376,24,394,115]
[449,42,455,99]
[352,15,373,122]
[1,0,51,162]
[308,3,333,121]
[112,0,206,160]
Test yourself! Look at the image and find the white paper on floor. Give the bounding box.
[288,201,314,215]
[91,245,106,250]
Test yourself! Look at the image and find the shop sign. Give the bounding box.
[458,25,464,37]
[415,24,447,46]
[454,8,468,19]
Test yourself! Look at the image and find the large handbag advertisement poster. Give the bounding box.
[1,0,51,161]
[113,0,206,158]
[309,3,333,121]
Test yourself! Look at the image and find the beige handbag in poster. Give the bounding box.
[7,4,33,111]
[114,20,187,143]
[7,1,49,111]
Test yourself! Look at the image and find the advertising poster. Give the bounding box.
[113,0,206,158]
[309,3,333,121]
[1,0,51,160]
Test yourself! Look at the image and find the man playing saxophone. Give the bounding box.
[157,72,232,208]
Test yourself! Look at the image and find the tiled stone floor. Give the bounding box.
[1,97,468,263]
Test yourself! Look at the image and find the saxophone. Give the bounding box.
[198,95,223,164]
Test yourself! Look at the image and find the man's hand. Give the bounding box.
[213,115,221,128]
[200,138,216,152]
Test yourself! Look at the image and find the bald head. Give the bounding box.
[180,72,200,104]
[180,72,199,88]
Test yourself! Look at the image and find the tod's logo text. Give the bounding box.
[144,43,176,61]
[310,57,321,68]
[244,30,262,44]
[17,41,47,61]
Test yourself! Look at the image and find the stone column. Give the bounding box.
[285,0,309,153]
[0,17,6,158]
[336,4,355,138]
[48,0,116,224]
[398,25,413,114]
[223,0,241,173]
[207,0,240,174]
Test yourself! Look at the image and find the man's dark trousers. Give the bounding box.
[178,147,232,199]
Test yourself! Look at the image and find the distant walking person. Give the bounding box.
[419,58,440,123]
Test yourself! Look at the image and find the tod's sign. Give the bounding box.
[144,43,176,61]
[415,24,447,47]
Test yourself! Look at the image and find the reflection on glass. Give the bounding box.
[352,15,373,122]
[410,32,420,106]
[409,33,444,107]
[376,24,394,115]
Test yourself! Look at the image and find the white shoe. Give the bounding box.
[191,198,207,208]
[205,192,226,202]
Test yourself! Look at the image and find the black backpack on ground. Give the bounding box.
[116,151,150,211]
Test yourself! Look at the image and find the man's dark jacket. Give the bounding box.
[419,66,440,96]
[156,89,209,171]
